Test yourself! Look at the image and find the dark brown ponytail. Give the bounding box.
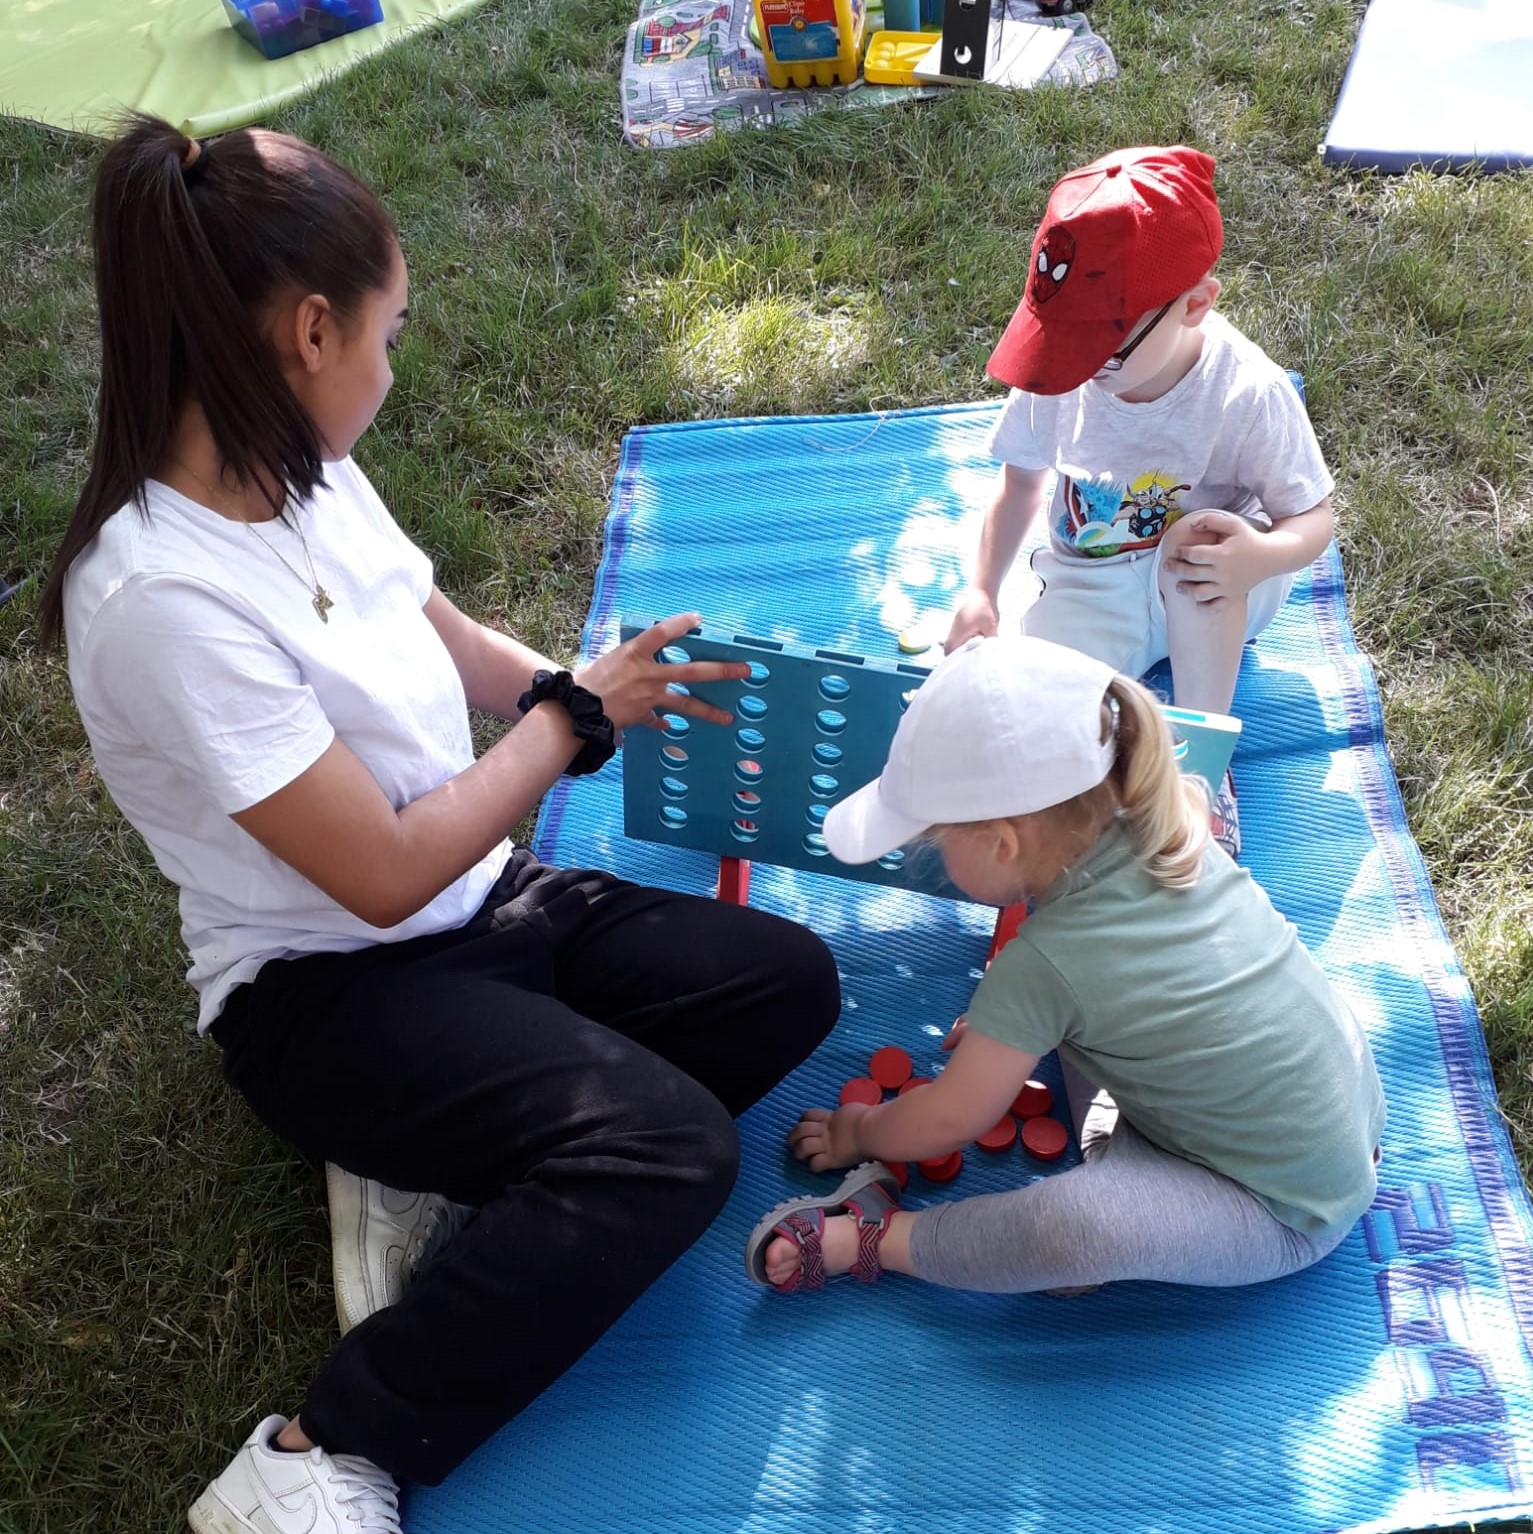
[37,114,397,649]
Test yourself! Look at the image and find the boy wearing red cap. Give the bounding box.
[945,145,1335,857]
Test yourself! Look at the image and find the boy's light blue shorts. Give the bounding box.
[1021,532,1293,680]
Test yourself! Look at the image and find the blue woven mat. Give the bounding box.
[406,404,1533,1534]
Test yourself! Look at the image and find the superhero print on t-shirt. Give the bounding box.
[1056,469,1192,557]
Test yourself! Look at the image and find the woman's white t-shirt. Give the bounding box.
[63,458,510,1033]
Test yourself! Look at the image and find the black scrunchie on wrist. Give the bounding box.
[517,669,617,776]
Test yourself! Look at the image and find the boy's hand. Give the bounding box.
[787,1104,870,1173]
[945,591,1000,653]
[1161,510,1273,607]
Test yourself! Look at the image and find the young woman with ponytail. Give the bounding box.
[43,116,839,1533]
[743,635,1385,1301]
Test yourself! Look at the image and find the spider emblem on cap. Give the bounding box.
[1031,226,1075,303]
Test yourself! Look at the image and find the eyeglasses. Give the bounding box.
[1098,299,1176,373]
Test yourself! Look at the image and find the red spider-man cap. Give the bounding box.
[986,145,1223,396]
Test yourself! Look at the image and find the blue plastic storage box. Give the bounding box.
[221,0,384,60]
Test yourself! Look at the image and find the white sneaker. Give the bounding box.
[187,1414,402,1534]
[326,1162,473,1335]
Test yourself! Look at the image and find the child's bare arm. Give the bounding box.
[1253,496,1335,576]
[788,1030,1039,1171]
[946,464,1051,650]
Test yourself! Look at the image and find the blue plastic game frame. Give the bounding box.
[621,622,955,898]
[621,622,1242,898]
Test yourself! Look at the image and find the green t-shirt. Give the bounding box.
[966,822,1386,1237]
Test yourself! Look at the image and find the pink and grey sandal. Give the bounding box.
[744,1162,903,1292]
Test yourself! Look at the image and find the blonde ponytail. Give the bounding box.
[1107,676,1210,888]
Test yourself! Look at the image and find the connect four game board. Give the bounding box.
[620,622,1243,899]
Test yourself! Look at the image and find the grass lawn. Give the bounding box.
[2,0,1531,1529]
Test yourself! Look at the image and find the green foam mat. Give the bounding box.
[0,0,490,136]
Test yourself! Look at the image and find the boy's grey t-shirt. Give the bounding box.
[964,823,1386,1237]
[988,311,1334,562]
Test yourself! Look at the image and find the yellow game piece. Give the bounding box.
[864,28,939,87]
[897,628,931,655]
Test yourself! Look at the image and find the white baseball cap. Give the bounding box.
[823,635,1119,865]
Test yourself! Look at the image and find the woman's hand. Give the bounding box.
[787,1105,870,1173]
[576,613,749,732]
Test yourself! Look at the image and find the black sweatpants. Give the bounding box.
[210,849,839,1484]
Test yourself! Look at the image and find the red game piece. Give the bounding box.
[885,1160,910,1190]
[839,1077,883,1107]
[918,1149,963,1183]
[1011,1080,1053,1119]
[986,902,1028,962]
[897,1076,932,1097]
[1021,1117,1069,1161]
[869,1045,913,1090]
[976,1116,1018,1153]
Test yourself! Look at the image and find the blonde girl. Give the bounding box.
[746,635,1384,1297]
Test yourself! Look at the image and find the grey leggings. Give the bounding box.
[906,1064,1346,1293]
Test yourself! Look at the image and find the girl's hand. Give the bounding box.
[941,1014,968,1051]
[787,1105,870,1173]
[575,613,749,732]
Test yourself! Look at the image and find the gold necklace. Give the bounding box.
[246,518,336,624]
[172,458,336,624]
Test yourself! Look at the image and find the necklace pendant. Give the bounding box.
[313,588,334,623]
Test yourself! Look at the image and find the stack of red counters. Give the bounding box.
[840,1047,958,1184]
[1021,1117,1069,1160]
[1011,1079,1068,1161]
[1011,1080,1053,1119]
[868,1046,913,1090]
[838,1077,883,1107]
[975,1116,1018,1153]
[917,1149,963,1182]
[840,1047,1073,1180]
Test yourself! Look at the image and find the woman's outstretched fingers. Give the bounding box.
[579,612,748,730]
[643,613,748,726]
